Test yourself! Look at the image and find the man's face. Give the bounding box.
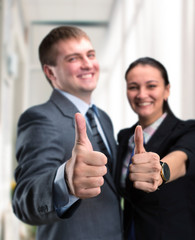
[46,37,99,103]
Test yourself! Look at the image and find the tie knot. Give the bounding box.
[86,107,95,120]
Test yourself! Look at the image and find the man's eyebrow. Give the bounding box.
[88,49,95,53]
[64,53,80,60]
[64,50,96,60]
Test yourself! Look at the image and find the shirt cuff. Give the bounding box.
[53,162,79,216]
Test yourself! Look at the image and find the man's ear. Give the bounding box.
[43,65,56,83]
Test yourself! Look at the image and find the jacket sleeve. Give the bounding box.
[168,120,195,177]
[12,107,73,225]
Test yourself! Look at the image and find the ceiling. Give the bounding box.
[20,0,116,25]
[19,0,117,62]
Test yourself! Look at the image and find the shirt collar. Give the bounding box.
[143,112,167,143]
[56,89,94,116]
[128,112,167,147]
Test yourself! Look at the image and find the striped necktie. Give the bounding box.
[86,107,112,173]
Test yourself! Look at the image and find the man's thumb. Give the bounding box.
[74,113,92,150]
[134,125,146,154]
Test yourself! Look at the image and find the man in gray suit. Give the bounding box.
[12,26,123,240]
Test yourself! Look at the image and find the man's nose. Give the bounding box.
[81,57,93,69]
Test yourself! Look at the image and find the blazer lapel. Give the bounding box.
[116,126,135,187]
[145,114,179,153]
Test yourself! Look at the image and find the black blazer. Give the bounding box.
[116,113,195,240]
[12,89,123,240]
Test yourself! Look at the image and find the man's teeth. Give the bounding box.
[80,74,92,78]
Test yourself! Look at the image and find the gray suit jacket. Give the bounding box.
[12,89,123,240]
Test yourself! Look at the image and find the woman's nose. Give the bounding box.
[136,87,147,98]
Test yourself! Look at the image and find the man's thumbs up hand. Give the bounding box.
[128,125,161,192]
[74,112,93,151]
[66,113,107,199]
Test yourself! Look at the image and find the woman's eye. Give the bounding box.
[128,86,138,90]
[148,85,156,89]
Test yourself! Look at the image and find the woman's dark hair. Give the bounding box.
[125,57,172,114]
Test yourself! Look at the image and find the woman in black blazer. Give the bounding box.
[117,57,195,240]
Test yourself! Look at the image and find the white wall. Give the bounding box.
[0,0,28,238]
[95,0,195,138]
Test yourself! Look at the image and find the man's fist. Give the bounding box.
[65,113,107,199]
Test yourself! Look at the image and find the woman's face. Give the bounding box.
[126,64,170,127]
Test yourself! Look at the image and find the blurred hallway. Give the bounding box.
[0,0,195,239]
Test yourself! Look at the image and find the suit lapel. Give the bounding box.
[96,109,118,193]
[50,90,103,153]
[50,90,79,120]
[50,90,118,194]
[99,114,116,162]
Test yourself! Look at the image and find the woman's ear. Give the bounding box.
[164,84,170,101]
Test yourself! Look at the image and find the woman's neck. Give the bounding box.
[138,113,165,129]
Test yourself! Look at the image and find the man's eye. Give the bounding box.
[68,57,77,62]
[88,53,95,58]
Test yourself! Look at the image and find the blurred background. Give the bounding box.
[0,0,195,239]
